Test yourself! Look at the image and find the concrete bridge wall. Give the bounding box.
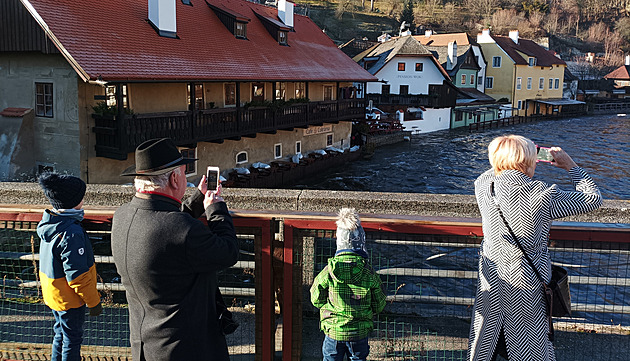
[1,182,628,224]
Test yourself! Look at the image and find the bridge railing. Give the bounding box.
[1,208,629,361]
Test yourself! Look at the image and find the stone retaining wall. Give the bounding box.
[1,182,628,224]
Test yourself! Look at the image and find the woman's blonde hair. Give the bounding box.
[488,135,536,175]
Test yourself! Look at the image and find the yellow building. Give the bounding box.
[477,30,569,116]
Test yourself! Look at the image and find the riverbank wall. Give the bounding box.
[365,130,412,147]
[1,182,628,223]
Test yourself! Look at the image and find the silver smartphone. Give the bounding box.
[536,146,554,163]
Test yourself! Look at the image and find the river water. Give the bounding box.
[295,114,630,200]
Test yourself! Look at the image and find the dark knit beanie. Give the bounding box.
[38,173,86,209]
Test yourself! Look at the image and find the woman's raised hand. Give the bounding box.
[550,147,578,171]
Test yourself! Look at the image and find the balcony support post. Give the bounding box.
[189,82,196,111]
[115,83,127,153]
[236,81,241,132]
[189,82,197,142]
[336,81,340,119]
[305,83,310,125]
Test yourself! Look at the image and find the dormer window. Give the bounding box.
[207,3,250,40]
[235,22,247,39]
[278,30,288,45]
[254,12,291,45]
[528,57,537,66]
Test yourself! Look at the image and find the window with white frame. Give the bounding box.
[274,143,282,159]
[35,82,54,117]
[275,82,286,100]
[105,84,128,108]
[492,56,501,67]
[180,148,197,175]
[461,74,466,85]
[527,77,532,90]
[278,30,288,45]
[554,78,560,89]
[470,74,475,85]
[236,151,248,164]
[326,133,333,147]
[295,141,301,154]
[478,76,483,86]
[295,82,305,98]
[516,77,522,90]
[224,83,236,106]
[323,85,333,101]
[539,77,544,89]
[398,62,406,71]
[549,78,553,89]
[485,77,494,89]
[235,22,247,39]
[528,57,537,66]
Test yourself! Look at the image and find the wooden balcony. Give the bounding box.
[367,83,458,109]
[93,99,365,159]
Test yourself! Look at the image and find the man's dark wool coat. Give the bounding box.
[111,190,239,361]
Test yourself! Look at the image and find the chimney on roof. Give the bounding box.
[447,41,457,71]
[477,29,491,44]
[278,0,294,27]
[626,55,630,66]
[425,30,433,38]
[148,0,177,38]
[509,30,519,44]
[378,33,391,43]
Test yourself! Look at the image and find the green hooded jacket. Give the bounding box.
[310,251,386,341]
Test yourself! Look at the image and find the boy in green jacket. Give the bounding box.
[310,208,386,361]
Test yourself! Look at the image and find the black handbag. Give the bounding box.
[490,182,571,342]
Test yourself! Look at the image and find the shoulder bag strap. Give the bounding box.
[491,181,556,341]
[490,182,546,285]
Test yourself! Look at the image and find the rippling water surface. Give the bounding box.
[295,115,630,200]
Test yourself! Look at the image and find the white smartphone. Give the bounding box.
[206,166,220,189]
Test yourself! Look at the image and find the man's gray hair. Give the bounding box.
[134,167,182,192]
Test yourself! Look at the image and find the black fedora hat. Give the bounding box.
[121,138,197,176]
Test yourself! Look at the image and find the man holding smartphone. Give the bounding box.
[111,138,239,361]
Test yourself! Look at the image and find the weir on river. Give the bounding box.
[296,114,630,200]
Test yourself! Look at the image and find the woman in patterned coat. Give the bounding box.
[468,135,602,361]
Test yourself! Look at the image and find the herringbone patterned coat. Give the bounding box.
[468,167,601,361]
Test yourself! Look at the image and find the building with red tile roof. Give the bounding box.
[476,29,582,116]
[0,0,375,183]
[353,35,458,134]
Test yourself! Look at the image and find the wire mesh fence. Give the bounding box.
[300,227,630,361]
[0,218,259,360]
[1,215,629,361]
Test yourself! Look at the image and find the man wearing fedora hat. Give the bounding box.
[111,138,239,361]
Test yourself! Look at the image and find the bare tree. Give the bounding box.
[604,31,624,65]
[464,0,500,20]
[489,9,520,34]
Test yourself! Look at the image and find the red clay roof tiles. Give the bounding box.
[492,35,566,67]
[604,65,630,80]
[22,0,376,82]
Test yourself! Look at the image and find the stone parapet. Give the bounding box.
[0,182,628,224]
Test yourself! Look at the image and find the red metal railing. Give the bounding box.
[1,207,628,361]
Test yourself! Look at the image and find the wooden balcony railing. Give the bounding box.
[93,99,365,159]
[367,83,458,109]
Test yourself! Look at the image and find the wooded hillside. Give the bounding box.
[296,0,630,73]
